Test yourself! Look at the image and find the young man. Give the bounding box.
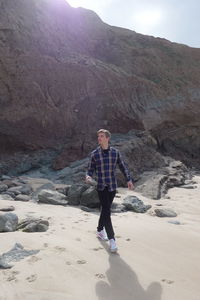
[86,129,134,252]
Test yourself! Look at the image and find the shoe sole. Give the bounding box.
[110,248,118,253]
[97,236,108,241]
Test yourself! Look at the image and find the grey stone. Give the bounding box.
[38,189,68,206]
[155,208,177,218]
[168,220,181,225]
[0,206,15,212]
[80,206,95,212]
[68,184,88,205]
[15,194,30,202]
[0,184,8,193]
[80,186,99,208]
[178,185,197,189]
[55,185,71,196]
[7,186,22,196]
[111,203,127,213]
[122,196,151,213]
[2,192,16,199]
[0,243,39,269]
[0,194,14,201]
[19,184,33,195]
[17,218,49,232]
[1,175,11,181]
[0,212,18,232]
[32,182,56,202]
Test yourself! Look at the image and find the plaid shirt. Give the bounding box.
[86,146,132,191]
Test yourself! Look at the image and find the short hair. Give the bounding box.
[97,129,111,138]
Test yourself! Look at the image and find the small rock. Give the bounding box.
[0,206,15,212]
[155,208,177,218]
[123,195,151,213]
[15,194,30,202]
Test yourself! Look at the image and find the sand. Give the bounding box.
[0,176,200,300]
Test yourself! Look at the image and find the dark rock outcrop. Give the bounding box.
[0,0,200,174]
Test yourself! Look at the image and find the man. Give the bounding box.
[86,129,134,253]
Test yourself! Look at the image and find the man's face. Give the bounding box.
[97,132,109,146]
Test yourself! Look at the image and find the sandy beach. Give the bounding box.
[0,176,200,300]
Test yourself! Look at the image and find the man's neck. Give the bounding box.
[101,144,109,150]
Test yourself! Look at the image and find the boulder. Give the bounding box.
[38,189,68,206]
[0,212,18,232]
[67,184,88,205]
[0,184,8,193]
[122,195,151,213]
[0,194,14,201]
[17,218,49,232]
[15,194,30,202]
[80,186,99,208]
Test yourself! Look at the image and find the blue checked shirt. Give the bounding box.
[86,146,132,191]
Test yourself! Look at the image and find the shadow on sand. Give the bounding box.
[96,241,162,300]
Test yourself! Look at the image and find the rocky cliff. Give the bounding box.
[0,0,200,172]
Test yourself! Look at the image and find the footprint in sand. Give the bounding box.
[77,260,87,264]
[66,261,72,265]
[26,274,37,282]
[162,279,174,284]
[126,238,131,241]
[27,256,42,264]
[76,238,81,242]
[95,273,106,279]
[54,246,66,253]
[93,247,104,251]
[6,271,20,282]
[43,243,48,248]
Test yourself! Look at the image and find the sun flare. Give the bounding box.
[134,9,163,28]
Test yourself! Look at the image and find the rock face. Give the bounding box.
[0,0,200,172]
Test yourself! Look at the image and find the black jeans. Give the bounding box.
[97,187,116,240]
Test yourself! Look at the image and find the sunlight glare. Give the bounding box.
[134,9,163,30]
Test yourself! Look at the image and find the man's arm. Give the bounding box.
[85,153,96,183]
[117,151,134,190]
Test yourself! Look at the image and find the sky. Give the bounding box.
[66,0,200,48]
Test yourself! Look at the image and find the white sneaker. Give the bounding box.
[97,229,108,241]
[109,239,118,253]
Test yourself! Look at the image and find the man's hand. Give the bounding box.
[127,180,134,190]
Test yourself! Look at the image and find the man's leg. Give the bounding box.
[97,188,116,240]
